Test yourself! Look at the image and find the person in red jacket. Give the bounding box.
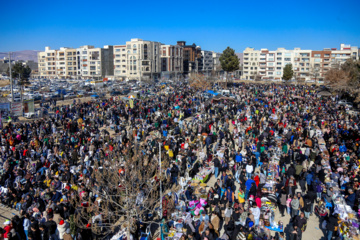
[254,172,260,187]
[3,220,11,240]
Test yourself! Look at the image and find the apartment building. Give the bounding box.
[38,45,113,79]
[160,44,183,79]
[200,50,213,75]
[242,48,261,80]
[113,39,161,81]
[76,45,113,79]
[212,52,222,71]
[177,41,202,74]
[242,44,359,81]
[38,47,57,78]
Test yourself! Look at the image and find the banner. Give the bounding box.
[129,99,134,109]
[11,103,22,116]
[23,99,35,113]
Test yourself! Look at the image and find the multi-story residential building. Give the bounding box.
[160,44,183,80]
[76,45,113,79]
[200,50,213,75]
[177,41,202,75]
[38,45,113,79]
[242,48,261,80]
[242,44,358,81]
[38,47,57,78]
[56,47,77,79]
[113,39,161,81]
[212,52,222,71]
[113,45,127,80]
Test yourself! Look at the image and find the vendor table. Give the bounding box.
[193,167,214,183]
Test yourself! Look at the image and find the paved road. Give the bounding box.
[0,206,18,227]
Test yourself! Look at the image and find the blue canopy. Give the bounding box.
[206,90,219,96]
[91,95,99,98]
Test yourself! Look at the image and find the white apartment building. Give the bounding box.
[160,44,183,79]
[242,44,358,81]
[212,52,222,71]
[76,45,113,79]
[113,39,161,81]
[200,50,214,75]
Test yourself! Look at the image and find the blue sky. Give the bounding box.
[0,0,359,53]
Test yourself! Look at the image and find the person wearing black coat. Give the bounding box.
[326,214,340,240]
[303,196,312,219]
[249,182,257,198]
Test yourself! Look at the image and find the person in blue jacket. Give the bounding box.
[345,189,356,207]
[245,176,255,200]
[235,151,242,163]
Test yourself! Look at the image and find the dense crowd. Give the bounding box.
[0,82,359,240]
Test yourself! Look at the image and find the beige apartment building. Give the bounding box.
[113,38,162,81]
[242,44,359,81]
[160,44,183,79]
[38,45,113,79]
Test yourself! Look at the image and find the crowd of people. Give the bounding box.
[0,82,359,240]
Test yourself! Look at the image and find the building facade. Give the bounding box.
[38,45,113,79]
[113,39,161,81]
[242,44,359,81]
[160,44,183,80]
[200,50,213,75]
[76,45,113,79]
[177,41,202,75]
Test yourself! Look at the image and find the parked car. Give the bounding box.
[110,91,122,96]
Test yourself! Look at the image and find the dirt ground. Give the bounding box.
[0,80,10,87]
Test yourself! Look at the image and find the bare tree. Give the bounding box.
[189,73,211,91]
[325,68,351,91]
[73,147,164,239]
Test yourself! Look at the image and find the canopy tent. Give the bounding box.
[206,90,219,96]
[128,95,135,99]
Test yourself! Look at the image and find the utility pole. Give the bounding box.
[9,52,14,102]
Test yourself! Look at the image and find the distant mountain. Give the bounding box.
[0,50,40,62]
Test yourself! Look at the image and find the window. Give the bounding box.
[268,62,274,66]
[68,67,73,70]
[331,54,335,57]
[277,53,282,55]
[285,53,291,57]
[276,72,281,75]
[268,72,273,75]
[133,49,137,53]
[82,51,87,54]
[277,62,281,65]
[277,67,281,70]
[116,49,120,52]
[269,53,274,56]
[284,58,291,61]
[90,66,96,70]
[314,54,321,57]
[268,58,274,61]
[277,58,282,61]
[324,54,330,57]
[314,59,321,62]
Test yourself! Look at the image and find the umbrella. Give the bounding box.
[91,95,99,98]
[128,95,135,99]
